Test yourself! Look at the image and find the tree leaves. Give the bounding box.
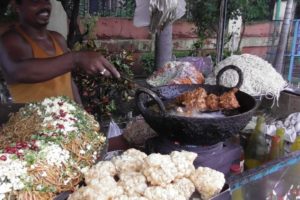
[187,0,273,40]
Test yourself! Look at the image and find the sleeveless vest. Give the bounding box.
[7,26,74,103]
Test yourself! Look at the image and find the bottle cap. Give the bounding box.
[230,164,241,174]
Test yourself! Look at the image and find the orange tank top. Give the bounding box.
[7,26,74,103]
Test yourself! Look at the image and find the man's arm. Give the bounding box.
[0,30,120,84]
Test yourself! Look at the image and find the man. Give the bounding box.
[0,0,120,104]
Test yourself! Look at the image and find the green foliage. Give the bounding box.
[0,1,17,22]
[140,53,155,76]
[114,0,136,17]
[80,14,99,39]
[187,0,273,40]
[174,50,194,58]
[72,40,136,122]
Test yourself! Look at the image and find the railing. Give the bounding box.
[267,19,300,84]
[80,0,136,17]
[79,0,193,19]
[286,19,300,83]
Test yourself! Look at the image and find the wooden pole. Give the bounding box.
[216,0,228,64]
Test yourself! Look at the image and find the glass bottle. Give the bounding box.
[268,135,283,161]
[245,116,268,169]
[291,136,300,152]
[276,127,285,156]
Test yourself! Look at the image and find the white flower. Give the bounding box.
[0,154,27,195]
[41,171,47,177]
[79,150,86,155]
[38,144,70,167]
[36,184,43,191]
[80,167,89,174]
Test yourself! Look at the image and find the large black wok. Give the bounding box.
[136,65,257,145]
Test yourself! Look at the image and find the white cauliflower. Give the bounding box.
[122,149,147,160]
[144,185,185,200]
[112,149,147,173]
[170,151,197,178]
[69,176,124,200]
[89,176,124,199]
[173,178,195,199]
[68,186,108,200]
[190,167,225,200]
[118,172,148,196]
[113,195,148,200]
[142,153,178,186]
[84,161,117,185]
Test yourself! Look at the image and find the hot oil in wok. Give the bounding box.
[149,100,241,118]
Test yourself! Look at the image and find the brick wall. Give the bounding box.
[0,18,274,75]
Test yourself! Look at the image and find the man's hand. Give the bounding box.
[74,51,120,78]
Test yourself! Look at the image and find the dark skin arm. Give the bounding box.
[0,28,120,84]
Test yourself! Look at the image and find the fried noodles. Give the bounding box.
[28,161,82,193]
[63,133,106,166]
[0,110,42,149]
[0,97,107,200]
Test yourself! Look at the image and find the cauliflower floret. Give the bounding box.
[190,167,225,200]
[84,161,117,185]
[113,195,148,200]
[122,148,147,161]
[112,149,147,173]
[170,151,197,178]
[118,171,148,196]
[89,176,124,199]
[144,185,185,200]
[68,186,108,200]
[70,176,123,200]
[142,153,177,186]
[173,178,195,199]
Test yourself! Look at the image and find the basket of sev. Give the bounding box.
[0,96,107,200]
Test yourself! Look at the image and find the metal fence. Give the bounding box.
[266,19,300,84]
[80,0,136,17]
[79,0,192,19]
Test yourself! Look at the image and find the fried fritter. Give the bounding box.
[176,88,207,112]
[206,94,219,111]
[219,88,240,110]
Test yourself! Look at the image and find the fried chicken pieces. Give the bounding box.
[68,149,225,200]
[176,87,240,114]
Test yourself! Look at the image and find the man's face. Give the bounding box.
[16,0,52,28]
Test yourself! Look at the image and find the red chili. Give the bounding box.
[57,124,65,129]
[0,155,7,161]
[59,109,67,118]
[16,142,23,149]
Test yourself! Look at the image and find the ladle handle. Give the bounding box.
[135,87,166,115]
[216,65,243,89]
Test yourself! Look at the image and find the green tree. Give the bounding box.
[187,0,274,51]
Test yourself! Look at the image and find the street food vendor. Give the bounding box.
[0,0,120,104]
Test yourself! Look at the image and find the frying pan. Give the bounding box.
[136,65,257,145]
